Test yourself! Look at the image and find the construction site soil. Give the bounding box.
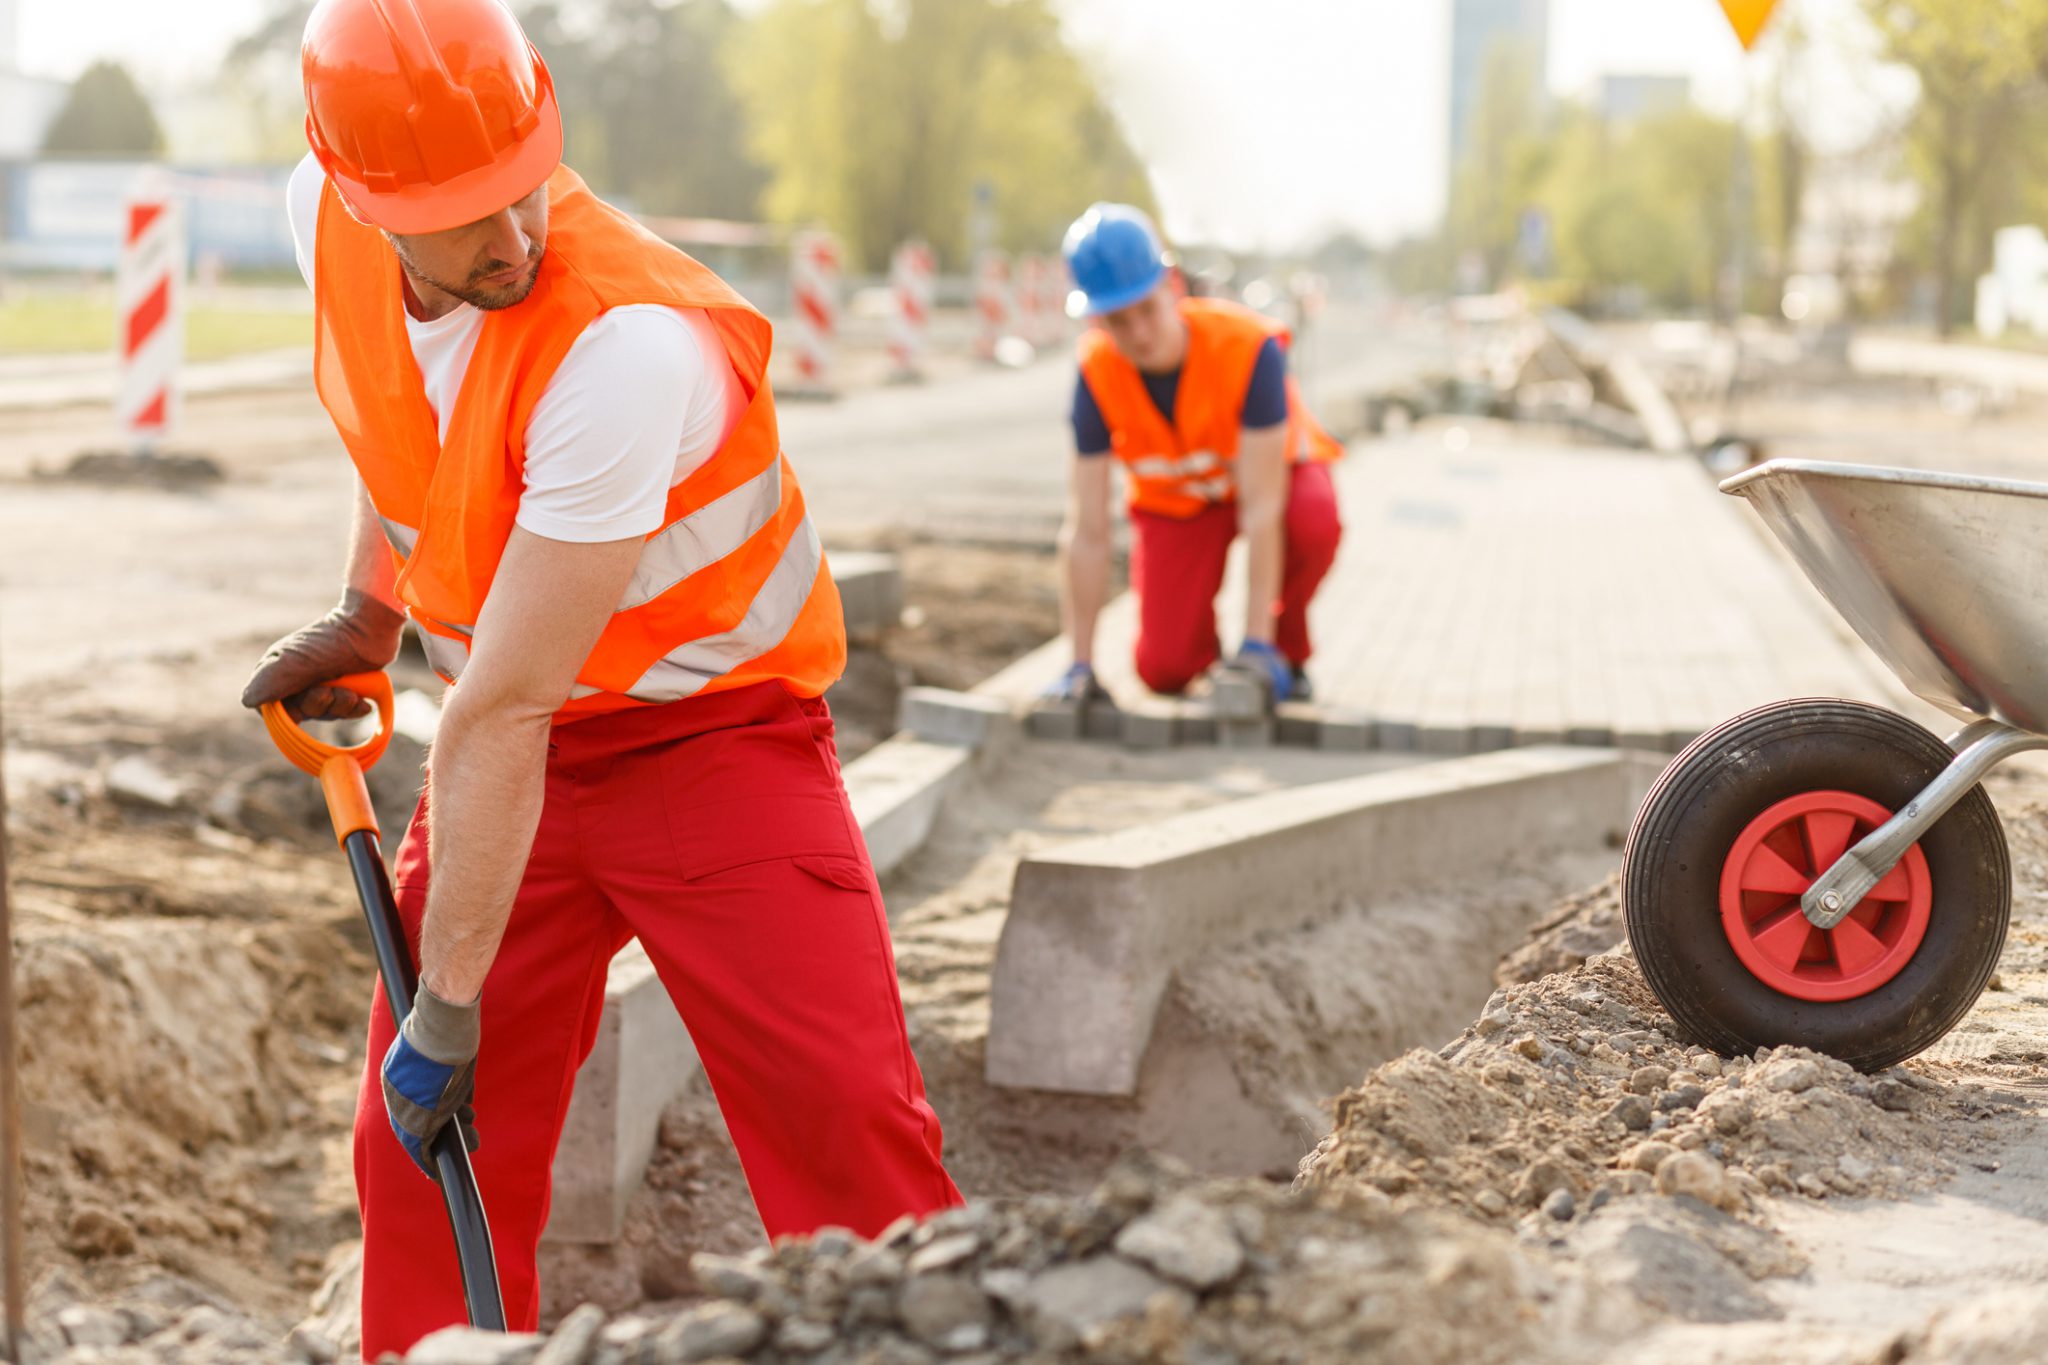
[17,735,2048,1363]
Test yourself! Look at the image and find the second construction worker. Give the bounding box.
[241,0,960,1353]
[1048,203,1343,705]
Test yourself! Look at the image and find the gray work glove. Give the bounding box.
[241,588,407,721]
[381,984,481,1182]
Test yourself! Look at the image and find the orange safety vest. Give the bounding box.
[1078,296,1341,519]
[312,165,844,720]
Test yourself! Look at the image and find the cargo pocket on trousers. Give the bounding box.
[791,854,874,895]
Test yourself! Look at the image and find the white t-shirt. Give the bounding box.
[286,154,745,542]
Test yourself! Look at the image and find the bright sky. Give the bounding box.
[14,0,1904,250]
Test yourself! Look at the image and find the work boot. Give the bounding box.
[1289,666,1313,703]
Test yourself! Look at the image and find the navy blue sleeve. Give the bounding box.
[1071,372,1112,456]
[1240,336,1289,430]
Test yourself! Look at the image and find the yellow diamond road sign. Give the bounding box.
[1718,0,1779,51]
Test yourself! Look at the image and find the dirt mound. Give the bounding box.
[1495,874,1623,986]
[1299,951,1953,1225]
[419,1153,1644,1365]
[7,760,370,1326]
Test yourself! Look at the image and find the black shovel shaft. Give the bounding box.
[342,829,507,1331]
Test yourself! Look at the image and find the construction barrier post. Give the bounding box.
[975,249,1013,363]
[889,240,934,383]
[1016,255,1047,353]
[1034,253,1068,349]
[115,173,184,453]
[789,228,840,397]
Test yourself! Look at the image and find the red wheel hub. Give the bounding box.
[1719,790,1932,1002]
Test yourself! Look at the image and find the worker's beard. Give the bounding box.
[392,240,545,312]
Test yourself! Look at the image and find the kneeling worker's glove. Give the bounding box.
[381,985,481,1181]
[240,587,407,721]
[1229,640,1294,704]
[1043,661,1110,705]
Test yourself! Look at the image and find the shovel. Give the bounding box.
[260,671,506,1330]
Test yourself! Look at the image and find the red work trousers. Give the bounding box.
[352,682,961,1358]
[1128,459,1343,695]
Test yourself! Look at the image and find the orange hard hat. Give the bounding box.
[302,0,562,235]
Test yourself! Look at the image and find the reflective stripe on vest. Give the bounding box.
[619,457,783,612]
[1127,449,1224,481]
[589,513,823,703]
[413,509,824,705]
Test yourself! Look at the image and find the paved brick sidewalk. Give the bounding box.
[987,421,1916,752]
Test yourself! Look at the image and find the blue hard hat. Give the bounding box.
[1062,202,1166,318]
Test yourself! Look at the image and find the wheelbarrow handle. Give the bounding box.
[258,671,396,846]
[263,673,507,1329]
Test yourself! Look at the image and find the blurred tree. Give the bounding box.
[728,0,1155,270]
[41,62,165,156]
[224,0,767,217]
[1866,0,2048,332]
[222,2,321,160]
[522,0,767,218]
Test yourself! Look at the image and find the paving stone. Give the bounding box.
[1316,710,1375,751]
[1082,702,1124,742]
[1217,716,1273,749]
[898,686,1015,751]
[1375,719,1420,752]
[1027,698,1082,741]
[1120,699,1179,750]
[1273,702,1320,747]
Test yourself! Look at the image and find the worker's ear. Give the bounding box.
[1165,264,1190,301]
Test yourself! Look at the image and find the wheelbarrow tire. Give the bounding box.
[1625,697,2009,1072]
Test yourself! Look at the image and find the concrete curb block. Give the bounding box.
[985,746,1664,1097]
[830,549,904,645]
[543,945,702,1243]
[847,733,977,881]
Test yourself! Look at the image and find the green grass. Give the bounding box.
[0,294,313,360]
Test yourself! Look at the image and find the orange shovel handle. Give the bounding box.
[258,671,395,845]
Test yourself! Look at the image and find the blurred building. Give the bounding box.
[1447,0,1549,190]
[1598,74,1690,126]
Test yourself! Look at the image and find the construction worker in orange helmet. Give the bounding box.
[1049,203,1345,707]
[243,0,960,1352]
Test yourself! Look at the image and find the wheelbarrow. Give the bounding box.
[1625,459,2048,1071]
[260,672,507,1328]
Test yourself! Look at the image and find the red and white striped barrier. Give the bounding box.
[1035,254,1070,346]
[116,174,184,448]
[889,240,935,380]
[1018,254,1054,349]
[974,249,1013,362]
[789,229,840,393]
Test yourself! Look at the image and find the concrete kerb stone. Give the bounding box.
[544,944,702,1244]
[846,735,977,883]
[986,746,1665,1097]
[829,550,904,645]
[899,686,1018,754]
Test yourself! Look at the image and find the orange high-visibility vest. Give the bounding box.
[1078,296,1341,519]
[312,165,844,720]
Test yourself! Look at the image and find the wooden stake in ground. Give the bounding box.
[0,677,25,1361]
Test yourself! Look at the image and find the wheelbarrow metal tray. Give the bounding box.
[1722,459,2048,734]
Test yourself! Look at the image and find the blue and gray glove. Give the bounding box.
[381,985,481,1181]
[1229,639,1294,704]
[1042,661,1110,704]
